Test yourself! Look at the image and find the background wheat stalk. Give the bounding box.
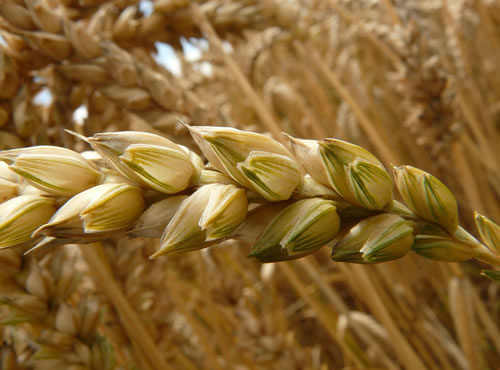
[0,0,499,369]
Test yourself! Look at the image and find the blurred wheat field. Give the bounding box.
[0,0,499,369]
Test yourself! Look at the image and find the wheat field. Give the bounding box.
[0,1,499,369]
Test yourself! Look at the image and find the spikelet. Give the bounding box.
[186,125,300,200]
[88,131,200,193]
[0,146,100,197]
[394,166,458,233]
[152,184,248,257]
[32,183,144,241]
[287,135,393,210]
[332,214,414,263]
[0,195,56,249]
[248,198,340,262]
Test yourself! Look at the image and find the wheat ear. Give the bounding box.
[0,126,498,279]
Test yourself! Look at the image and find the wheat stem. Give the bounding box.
[298,43,399,165]
[278,262,366,367]
[449,277,481,370]
[471,287,500,354]
[191,4,284,141]
[350,264,427,370]
[80,243,171,370]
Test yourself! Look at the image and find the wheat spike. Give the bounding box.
[0,126,496,271]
